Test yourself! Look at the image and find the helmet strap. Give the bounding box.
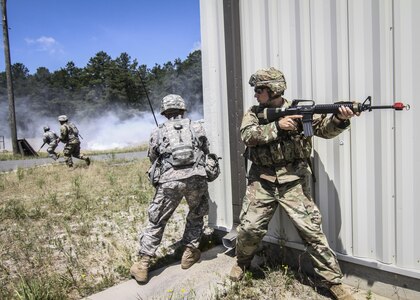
[267,94,284,107]
[267,90,277,102]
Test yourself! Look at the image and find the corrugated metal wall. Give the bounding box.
[200,0,234,230]
[200,0,419,280]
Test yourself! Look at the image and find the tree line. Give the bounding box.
[0,50,203,120]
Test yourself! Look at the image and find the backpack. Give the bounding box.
[67,122,79,139]
[159,118,198,167]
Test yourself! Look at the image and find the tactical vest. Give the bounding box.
[44,131,58,144]
[61,122,80,143]
[247,105,312,166]
[67,122,79,139]
[158,118,199,167]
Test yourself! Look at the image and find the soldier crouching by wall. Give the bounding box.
[57,115,90,168]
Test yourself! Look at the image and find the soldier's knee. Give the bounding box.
[238,224,265,242]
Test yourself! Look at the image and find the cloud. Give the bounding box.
[25,36,64,55]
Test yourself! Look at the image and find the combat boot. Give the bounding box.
[329,283,355,300]
[130,255,151,283]
[229,262,250,281]
[181,246,201,269]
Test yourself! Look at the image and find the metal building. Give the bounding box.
[199,0,419,298]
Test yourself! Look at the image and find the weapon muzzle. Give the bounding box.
[393,102,410,110]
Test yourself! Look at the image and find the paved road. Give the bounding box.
[0,151,148,172]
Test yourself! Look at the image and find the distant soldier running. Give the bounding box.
[42,126,60,160]
[57,115,90,168]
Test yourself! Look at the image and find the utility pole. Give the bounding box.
[1,0,18,154]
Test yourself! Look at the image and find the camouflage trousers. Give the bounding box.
[47,142,59,160]
[236,177,343,284]
[63,142,87,167]
[139,176,210,257]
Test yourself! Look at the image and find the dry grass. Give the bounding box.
[215,264,332,300]
[0,155,374,300]
[0,157,189,299]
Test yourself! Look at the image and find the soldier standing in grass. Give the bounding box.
[130,94,213,284]
[42,126,60,160]
[229,67,357,300]
[57,115,90,168]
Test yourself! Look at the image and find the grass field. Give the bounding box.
[0,154,373,300]
[0,156,191,299]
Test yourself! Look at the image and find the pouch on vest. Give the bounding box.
[205,153,221,182]
[147,159,161,187]
[162,118,196,167]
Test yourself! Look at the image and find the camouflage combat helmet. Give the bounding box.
[58,115,68,122]
[248,67,287,96]
[43,126,50,132]
[160,94,187,115]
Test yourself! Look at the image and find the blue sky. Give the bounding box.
[1,0,201,74]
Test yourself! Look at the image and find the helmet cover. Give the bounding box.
[58,115,68,122]
[160,94,187,115]
[248,67,287,96]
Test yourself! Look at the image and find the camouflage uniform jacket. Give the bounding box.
[60,122,80,145]
[149,118,209,183]
[241,98,350,184]
[43,130,58,145]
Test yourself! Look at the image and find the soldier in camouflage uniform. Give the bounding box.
[57,115,90,168]
[229,67,356,300]
[130,94,211,284]
[42,126,60,160]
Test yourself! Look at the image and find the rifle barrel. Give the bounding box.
[370,102,409,111]
[369,105,395,109]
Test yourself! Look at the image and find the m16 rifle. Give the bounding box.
[257,96,410,137]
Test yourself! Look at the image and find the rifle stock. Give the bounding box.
[258,96,410,137]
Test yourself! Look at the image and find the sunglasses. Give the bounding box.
[254,88,265,94]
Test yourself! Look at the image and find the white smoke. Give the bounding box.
[0,99,204,152]
[78,110,203,151]
[79,111,160,151]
